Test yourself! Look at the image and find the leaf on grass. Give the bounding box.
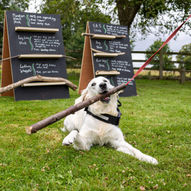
[140,186,145,191]
[153,184,159,189]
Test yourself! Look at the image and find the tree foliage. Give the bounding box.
[176,44,191,70]
[0,0,29,42]
[57,0,191,46]
[146,39,175,70]
[41,0,111,67]
[111,0,191,38]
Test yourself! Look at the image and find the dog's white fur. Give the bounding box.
[61,76,158,165]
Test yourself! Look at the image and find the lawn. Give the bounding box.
[0,70,191,191]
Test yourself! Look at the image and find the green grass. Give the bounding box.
[0,71,191,190]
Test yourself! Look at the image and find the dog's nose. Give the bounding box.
[99,83,107,90]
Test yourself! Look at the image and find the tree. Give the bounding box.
[145,39,174,70]
[109,0,191,37]
[176,44,191,70]
[41,0,111,67]
[0,0,29,43]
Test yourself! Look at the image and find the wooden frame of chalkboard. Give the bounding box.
[79,22,137,97]
[1,11,70,101]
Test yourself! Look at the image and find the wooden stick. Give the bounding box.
[0,55,18,62]
[91,48,103,53]
[0,54,76,62]
[94,52,125,57]
[26,83,127,134]
[18,54,63,59]
[15,27,59,33]
[95,70,120,76]
[18,54,76,60]
[82,33,126,39]
[91,48,125,57]
[22,82,66,87]
[0,75,77,94]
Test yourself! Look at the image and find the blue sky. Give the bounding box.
[134,32,191,52]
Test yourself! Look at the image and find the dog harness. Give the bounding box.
[84,100,122,126]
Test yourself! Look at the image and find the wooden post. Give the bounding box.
[148,71,151,80]
[159,49,164,79]
[78,23,94,94]
[180,66,185,84]
[1,13,14,97]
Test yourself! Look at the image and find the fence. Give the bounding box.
[0,47,191,84]
[132,50,191,84]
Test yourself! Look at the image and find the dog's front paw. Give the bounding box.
[62,130,78,146]
[62,137,73,146]
[145,155,158,165]
[150,157,158,165]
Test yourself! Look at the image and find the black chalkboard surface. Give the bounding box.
[1,11,69,101]
[79,22,137,97]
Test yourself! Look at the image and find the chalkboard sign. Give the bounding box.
[1,11,69,101]
[79,22,137,97]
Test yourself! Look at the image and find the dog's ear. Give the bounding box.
[75,88,88,104]
[117,90,124,95]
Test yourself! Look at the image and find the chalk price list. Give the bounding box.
[12,12,57,27]
[19,63,59,75]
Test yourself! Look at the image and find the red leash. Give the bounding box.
[126,14,191,86]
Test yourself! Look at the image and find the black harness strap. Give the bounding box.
[117,100,122,107]
[85,100,122,126]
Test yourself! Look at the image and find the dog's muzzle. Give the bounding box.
[99,82,111,103]
[99,84,110,103]
[99,82,107,92]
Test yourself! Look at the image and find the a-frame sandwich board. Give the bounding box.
[79,21,137,97]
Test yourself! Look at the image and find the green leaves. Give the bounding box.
[0,0,29,43]
[145,39,175,70]
[177,43,191,70]
[115,0,191,39]
[41,0,111,68]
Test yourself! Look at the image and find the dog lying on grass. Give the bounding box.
[61,76,158,165]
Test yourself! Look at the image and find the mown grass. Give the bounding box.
[0,70,191,190]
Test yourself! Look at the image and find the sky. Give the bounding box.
[28,0,41,13]
[133,32,191,52]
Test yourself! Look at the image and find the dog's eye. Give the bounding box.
[91,82,96,86]
[103,80,108,83]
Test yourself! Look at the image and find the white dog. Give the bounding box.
[61,76,158,165]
